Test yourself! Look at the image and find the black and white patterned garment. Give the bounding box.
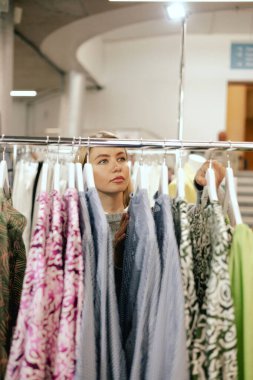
[188,201,238,380]
[172,199,199,367]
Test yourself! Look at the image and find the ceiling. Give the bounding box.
[13,1,253,96]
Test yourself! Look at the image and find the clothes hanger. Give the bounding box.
[176,145,185,200]
[75,137,84,192]
[158,141,168,195]
[67,137,76,189]
[40,136,49,193]
[205,158,218,202]
[223,146,242,225]
[83,136,95,189]
[0,136,10,193]
[53,136,61,192]
[135,138,148,191]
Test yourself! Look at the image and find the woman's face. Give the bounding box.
[89,147,130,195]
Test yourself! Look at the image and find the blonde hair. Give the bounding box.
[75,131,132,207]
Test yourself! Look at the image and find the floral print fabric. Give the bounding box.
[0,189,26,379]
[6,192,51,379]
[44,190,66,378]
[172,199,199,368]
[7,188,84,380]
[53,188,83,380]
[188,201,238,380]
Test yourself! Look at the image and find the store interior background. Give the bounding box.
[2,0,252,146]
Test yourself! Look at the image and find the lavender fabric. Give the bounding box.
[119,189,161,379]
[75,191,96,380]
[86,187,126,380]
[146,193,188,380]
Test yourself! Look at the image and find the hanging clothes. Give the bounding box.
[44,190,66,378]
[0,189,26,379]
[6,191,51,380]
[172,198,199,370]
[75,192,96,380]
[169,162,197,203]
[146,192,188,380]
[105,211,127,302]
[189,201,238,379]
[229,224,253,380]
[53,188,84,380]
[86,187,126,380]
[12,159,38,254]
[119,189,161,379]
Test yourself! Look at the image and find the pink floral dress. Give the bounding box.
[6,191,51,379]
[53,188,84,380]
[44,190,67,378]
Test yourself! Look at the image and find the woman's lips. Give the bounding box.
[111,176,125,183]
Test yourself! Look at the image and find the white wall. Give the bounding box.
[27,94,61,136]
[77,37,106,86]
[84,34,253,140]
[12,100,27,135]
[26,33,253,141]
[84,35,181,138]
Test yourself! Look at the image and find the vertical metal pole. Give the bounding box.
[177,18,186,141]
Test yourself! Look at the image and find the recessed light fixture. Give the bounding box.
[166,3,186,20]
[10,90,37,97]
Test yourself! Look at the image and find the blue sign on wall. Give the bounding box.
[231,43,253,69]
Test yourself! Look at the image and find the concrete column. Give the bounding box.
[58,71,86,137]
[0,0,13,134]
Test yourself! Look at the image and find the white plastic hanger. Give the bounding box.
[67,136,77,189]
[135,142,148,191]
[83,137,95,189]
[159,163,168,195]
[53,162,61,191]
[68,162,76,189]
[205,160,218,202]
[223,152,242,225]
[75,137,84,192]
[40,162,49,193]
[158,144,168,195]
[0,141,10,193]
[53,136,61,192]
[176,149,185,200]
[40,136,49,193]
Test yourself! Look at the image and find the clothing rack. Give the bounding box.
[1,135,253,151]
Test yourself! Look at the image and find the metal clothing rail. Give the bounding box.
[1,135,253,151]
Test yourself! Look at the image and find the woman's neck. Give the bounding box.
[98,191,125,214]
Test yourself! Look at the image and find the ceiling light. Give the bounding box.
[166,3,186,20]
[10,90,37,97]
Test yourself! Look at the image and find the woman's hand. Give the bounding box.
[194,160,226,189]
[113,213,129,268]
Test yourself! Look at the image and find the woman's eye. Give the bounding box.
[117,157,126,162]
[98,159,108,165]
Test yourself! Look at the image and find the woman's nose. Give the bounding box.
[112,161,121,171]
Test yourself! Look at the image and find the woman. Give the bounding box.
[76,131,227,253]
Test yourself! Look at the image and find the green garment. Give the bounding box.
[0,190,26,379]
[229,223,253,380]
